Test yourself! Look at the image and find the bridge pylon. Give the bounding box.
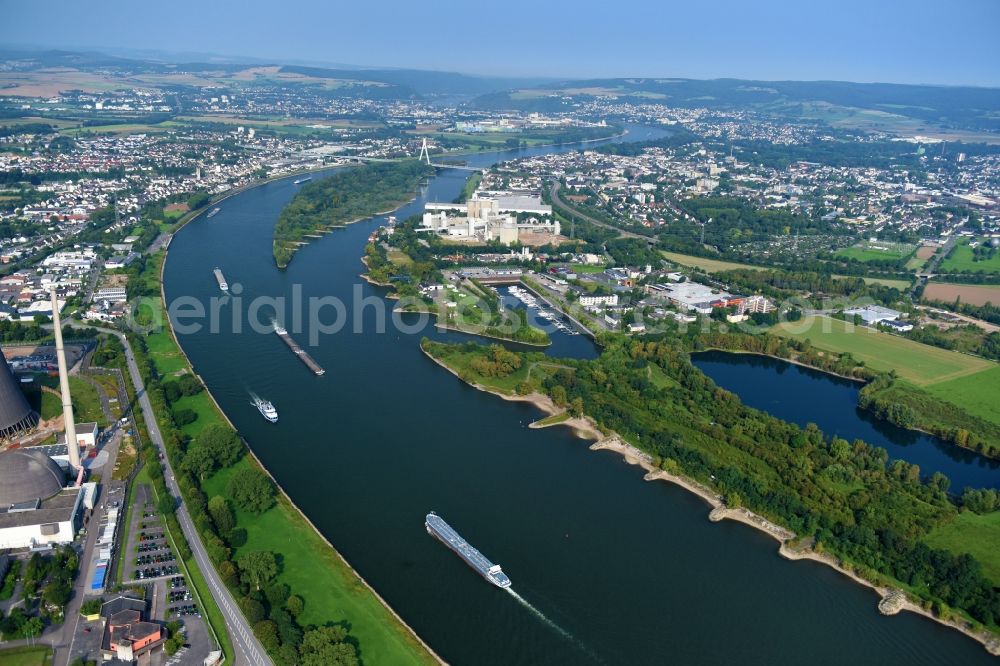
[418,138,431,165]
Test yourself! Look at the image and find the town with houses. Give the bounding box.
[2,83,998,336]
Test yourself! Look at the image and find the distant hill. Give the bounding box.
[278,65,546,97]
[470,78,1000,133]
[0,47,545,99]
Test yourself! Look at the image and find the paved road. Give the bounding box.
[911,220,966,298]
[74,324,271,666]
[548,181,654,244]
[83,258,104,304]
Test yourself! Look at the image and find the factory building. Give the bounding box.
[0,449,85,549]
[422,193,560,246]
[0,289,87,549]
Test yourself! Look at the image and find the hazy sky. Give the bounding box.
[3,0,999,86]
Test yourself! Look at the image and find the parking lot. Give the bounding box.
[125,491,180,584]
[114,486,213,661]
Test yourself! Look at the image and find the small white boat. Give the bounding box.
[253,396,278,423]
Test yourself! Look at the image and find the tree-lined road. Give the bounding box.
[78,324,271,666]
[548,180,655,244]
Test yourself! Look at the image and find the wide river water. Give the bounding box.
[163,128,997,665]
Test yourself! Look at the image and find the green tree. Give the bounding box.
[80,598,103,616]
[300,626,358,666]
[208,496,236,534]
[253,619,281,653]
[172,407,197,427]
[286,594,304,617]
[200,424,244,468]
[187,190,211,210]
[238,596,266,625]
[551,385,568,407]
[183,446,216,480]
[228,468,276,514]
[238,551,278,591]
[43,578,71,607]
[157,493,176,516]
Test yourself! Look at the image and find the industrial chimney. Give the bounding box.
[50,288,82,470]
[0,349,37,439]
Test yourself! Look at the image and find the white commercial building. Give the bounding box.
[578,293,619,307]
[93,286,127,302]
[843,305,903,326]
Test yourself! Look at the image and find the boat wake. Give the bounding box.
[505,588,601,662]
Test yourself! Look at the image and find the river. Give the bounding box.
[163,128,996,665]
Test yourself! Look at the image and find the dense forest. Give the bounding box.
[424,335,1000,631]
[272,160,432,267]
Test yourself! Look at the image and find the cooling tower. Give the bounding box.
[0,349,37,439]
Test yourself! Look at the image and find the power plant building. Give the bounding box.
[0,349,37,439]
[0,289,87,549]
[422,193,560,246]
[0,448,85,549]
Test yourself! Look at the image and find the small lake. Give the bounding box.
[692,350,1000,490]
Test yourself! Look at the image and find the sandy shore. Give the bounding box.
[423,346,1000,656]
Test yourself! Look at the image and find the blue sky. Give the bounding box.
[3,0,999,86]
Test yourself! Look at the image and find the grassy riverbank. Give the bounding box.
[147,236,438,662]
[272,160,432,267]
[201,461,438,664]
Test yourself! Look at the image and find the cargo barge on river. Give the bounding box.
[426,512,511,588]
[273,323,325,376]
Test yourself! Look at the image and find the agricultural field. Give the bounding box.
[834,240,916,263]
[925,510,1000,584]
[916,244,940,261]
[834,275,912,290]
[60,122,174,136]
[177,114,384,129]
[938,238,1000,273]
[0,69,128,96]
[923,282,1000,307]
[660,251,765,273]
[771,315,994,385]
[923,366,1000,427]
[0,115,78,129]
